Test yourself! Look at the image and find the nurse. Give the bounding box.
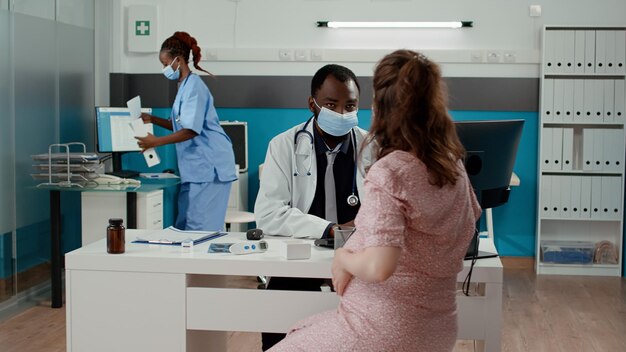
[136,31,237,231]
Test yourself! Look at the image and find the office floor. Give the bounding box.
[0,259,625,352]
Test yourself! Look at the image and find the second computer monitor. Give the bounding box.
[455,119,524,209]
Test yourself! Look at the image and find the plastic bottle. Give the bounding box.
[107,218,125,254]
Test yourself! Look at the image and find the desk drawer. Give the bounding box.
[186,287,339,333]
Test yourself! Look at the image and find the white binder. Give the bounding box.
[595,30,607,74]
[541,175,552,217]
[562,128,574,170]
[603,80,615,123]
[541,128,553,170]
[563,79,574,122]
[554,30,565,74]
[544,30,556,74]
[573,79,585,122]
[550,175,562,217]
[615,80,625,123]
[543,79,555,122]
[583,79,595,122]
[580,176,592,218]
[574,30,586,74]
[582,128,594,171]
[552,127,564,170]
[553,79,565,122]
[601,176,613,219]
[593,128,604,171]
[570,176,582,218]
[584,31,596,74]
[590,176,603,219]
[605,30,616,74]
[560,176,572,218]
[563,30,576,73]
[606,129,624,172]
[593,80,605,123]
[616,30,626,74]
[609,176,623,219]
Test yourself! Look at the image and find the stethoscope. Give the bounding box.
[293,116,360,207]
[174,73,192,126]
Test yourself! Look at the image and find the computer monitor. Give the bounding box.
[455,119,524,210]
[95,107,152,177]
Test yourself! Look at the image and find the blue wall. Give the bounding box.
[125,107,538,257]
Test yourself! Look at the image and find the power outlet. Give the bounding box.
[470,51,484,63]
[294,49,308,61]
[503,51,516,63]
[278,49,293,61]
[205,49,218,61]
[486,51,501,63]
[310,49,323,61]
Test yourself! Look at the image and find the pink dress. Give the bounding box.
[269,150,481,352]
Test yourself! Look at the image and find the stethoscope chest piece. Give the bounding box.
[347,194,359,207]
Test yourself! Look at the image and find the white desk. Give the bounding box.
[66,230,502,352]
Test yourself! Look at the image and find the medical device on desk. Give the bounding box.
[293,116,359,207]
[208,241,268,255]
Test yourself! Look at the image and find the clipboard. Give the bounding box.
[132,226,227,246]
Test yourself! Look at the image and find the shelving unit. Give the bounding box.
[537,26,626,276]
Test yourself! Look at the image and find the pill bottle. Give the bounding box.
[107,218,125,254]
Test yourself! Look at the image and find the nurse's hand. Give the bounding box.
[140,113,153,124]
[332,248,353,296]
[135,133,158,151]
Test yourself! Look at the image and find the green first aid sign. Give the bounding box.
[135,21,150,36]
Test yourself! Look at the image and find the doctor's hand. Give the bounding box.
[140,112,153,124]
[332,248,353,296]
[135,133,158,151]
[329,220,355,238]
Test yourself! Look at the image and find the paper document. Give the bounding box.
[133,226,226,245]
[127,96,142,119]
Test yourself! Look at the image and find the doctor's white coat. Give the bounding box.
[254,120,374,238]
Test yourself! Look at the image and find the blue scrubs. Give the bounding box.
[171,73,237,231]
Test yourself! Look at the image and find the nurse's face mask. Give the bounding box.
[313,99,358,137]
[162,57,180,81]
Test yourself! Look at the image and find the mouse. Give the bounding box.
[163,168,175,174]
[246,228,264,240]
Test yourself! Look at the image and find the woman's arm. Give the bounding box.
[141,113,173,131]
[332,246,401,295]
[135,128,197,151]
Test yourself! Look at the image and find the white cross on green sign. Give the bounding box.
[135,21,150,36]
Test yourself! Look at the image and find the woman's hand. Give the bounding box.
[332,248,353,296]
[135,133,159,151]
[140,112,153,124]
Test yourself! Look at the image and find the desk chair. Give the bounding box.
[224,210,255,232]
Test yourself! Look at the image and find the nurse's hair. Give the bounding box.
[161,31,212,75]
[310,64,360,97]
[364,50,464,188]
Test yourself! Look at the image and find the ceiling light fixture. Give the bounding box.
[316,21,473,29]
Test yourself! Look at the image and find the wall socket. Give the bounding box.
[486,51,501,63]
[470,51,484,63]
[278,49,293,61]
[503,51,516,63]
[294,49,308,61]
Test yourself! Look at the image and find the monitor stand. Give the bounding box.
[107,152,139,179]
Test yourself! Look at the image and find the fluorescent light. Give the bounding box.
[316,21,473,29]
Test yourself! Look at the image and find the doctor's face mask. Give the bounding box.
[313,99,358,137]
[162,57,180,81]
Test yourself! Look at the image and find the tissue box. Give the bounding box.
[541,240,594,264]
[279,240,311,260]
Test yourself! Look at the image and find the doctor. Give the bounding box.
[136,31,237,231]
[255,64,373,350]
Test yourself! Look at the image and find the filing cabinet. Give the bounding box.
[81,190,164,246]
